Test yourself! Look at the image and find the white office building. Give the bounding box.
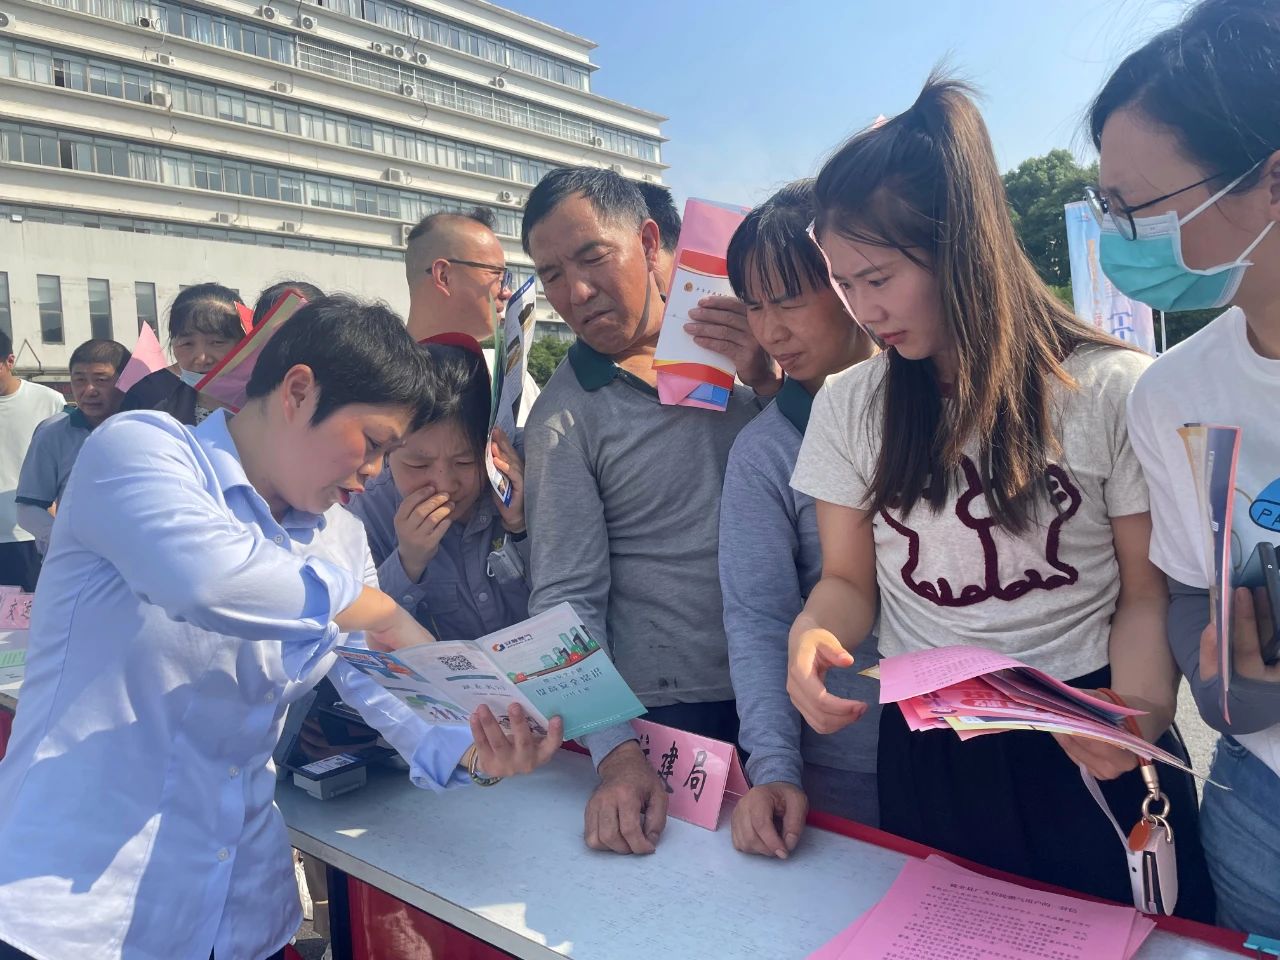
[0,0,667,376]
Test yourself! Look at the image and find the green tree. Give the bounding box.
[1002,149,1098,287]
[1004,150,1218,350]
[527,336,572,387]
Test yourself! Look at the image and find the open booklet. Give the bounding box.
[335,602,644,740]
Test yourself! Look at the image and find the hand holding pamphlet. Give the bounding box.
[336,602,644,740]
[872,646,1199,777]
[652,198,750,411]
[485,278,538,506]
[196,290,309,412]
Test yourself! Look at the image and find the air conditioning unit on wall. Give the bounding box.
[297,13,316,30]
[214,212,235,225]
[146,90,172,108]
[490,76,506,90]
[0,12,12,28]
[398,82,416,98]
[413,51,428,66]
[399,223,413,245]
[258,5,279,21]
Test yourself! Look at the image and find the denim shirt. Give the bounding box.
[347,466,531,644]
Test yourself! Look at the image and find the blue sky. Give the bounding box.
[501,0,1191,207]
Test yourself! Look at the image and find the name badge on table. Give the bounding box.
[632,719,749,831]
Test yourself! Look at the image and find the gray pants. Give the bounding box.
[802,762,879,828]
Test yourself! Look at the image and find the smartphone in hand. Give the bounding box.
[1238,542,1280,665]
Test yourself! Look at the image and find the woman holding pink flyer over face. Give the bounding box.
[1089,0,1280,936]
[785,74,1214,917]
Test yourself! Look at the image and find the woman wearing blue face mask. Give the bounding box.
[121,283,246,426]
[1091,0,1280,937]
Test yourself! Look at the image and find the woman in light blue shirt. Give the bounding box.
[0,297,561,960]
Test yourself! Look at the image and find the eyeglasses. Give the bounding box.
[1083,172,1226,241]
[442,258,513,292]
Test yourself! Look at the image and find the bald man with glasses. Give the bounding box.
[404,207,540,423]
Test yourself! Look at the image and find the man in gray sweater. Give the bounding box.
[522,168,781,855]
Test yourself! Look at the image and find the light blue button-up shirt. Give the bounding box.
[0,410,473,960]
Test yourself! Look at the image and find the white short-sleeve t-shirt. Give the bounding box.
[1126,306,1280,774]
[792,345,1151,680]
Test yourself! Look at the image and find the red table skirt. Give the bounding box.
[347,877,514,959]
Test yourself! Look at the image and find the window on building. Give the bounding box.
[88,278,113,340]
[37,274,64,344]
[135,282,158,334]
[0,272,11,344]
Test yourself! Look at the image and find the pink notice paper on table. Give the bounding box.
[631,719,749,831]
[841,857,1142,960]
[0,591,33,629]
[919,857,1155,959]
[115,322,169,394]
[807,914,868,959]
[876,647,1143,716]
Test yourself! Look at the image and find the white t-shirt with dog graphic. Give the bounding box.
[792,345,1151,681]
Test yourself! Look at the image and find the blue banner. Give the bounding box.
[1063,201,1157,354]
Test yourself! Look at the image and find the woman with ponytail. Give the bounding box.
[1091,0,1280,936]
[785,75,1213,916]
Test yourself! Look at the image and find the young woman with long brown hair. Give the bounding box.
[785,75,1214,916]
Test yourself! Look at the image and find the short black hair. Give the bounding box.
[69,338,132,375]
[169,283,244,342]
[727,180,830,304]
[0,329,11,359]
[406,207,497,246]
[1090,0,1280,198]
[420,342,490,457]
[245,295,433,428]
[253,281,324,327]
[521,167,648,254]
[636,181,681,253]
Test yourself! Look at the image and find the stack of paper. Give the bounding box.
[1177,423,1243,723]
[874,647,1197,775]
[810,856,1154,959]
[652,198,749,411]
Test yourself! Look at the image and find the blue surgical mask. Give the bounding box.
[1099,163,1274,313]
[177,367,205,388]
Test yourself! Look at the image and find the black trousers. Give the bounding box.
[0,541,40,592]
[643,698,740,745]
[877,664,1216,922]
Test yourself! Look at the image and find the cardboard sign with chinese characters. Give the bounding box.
[632,718,749,831]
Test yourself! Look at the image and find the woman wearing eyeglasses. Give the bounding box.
[1090,0,1280,938]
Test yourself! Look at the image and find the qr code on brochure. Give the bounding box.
[438,654,477,672]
